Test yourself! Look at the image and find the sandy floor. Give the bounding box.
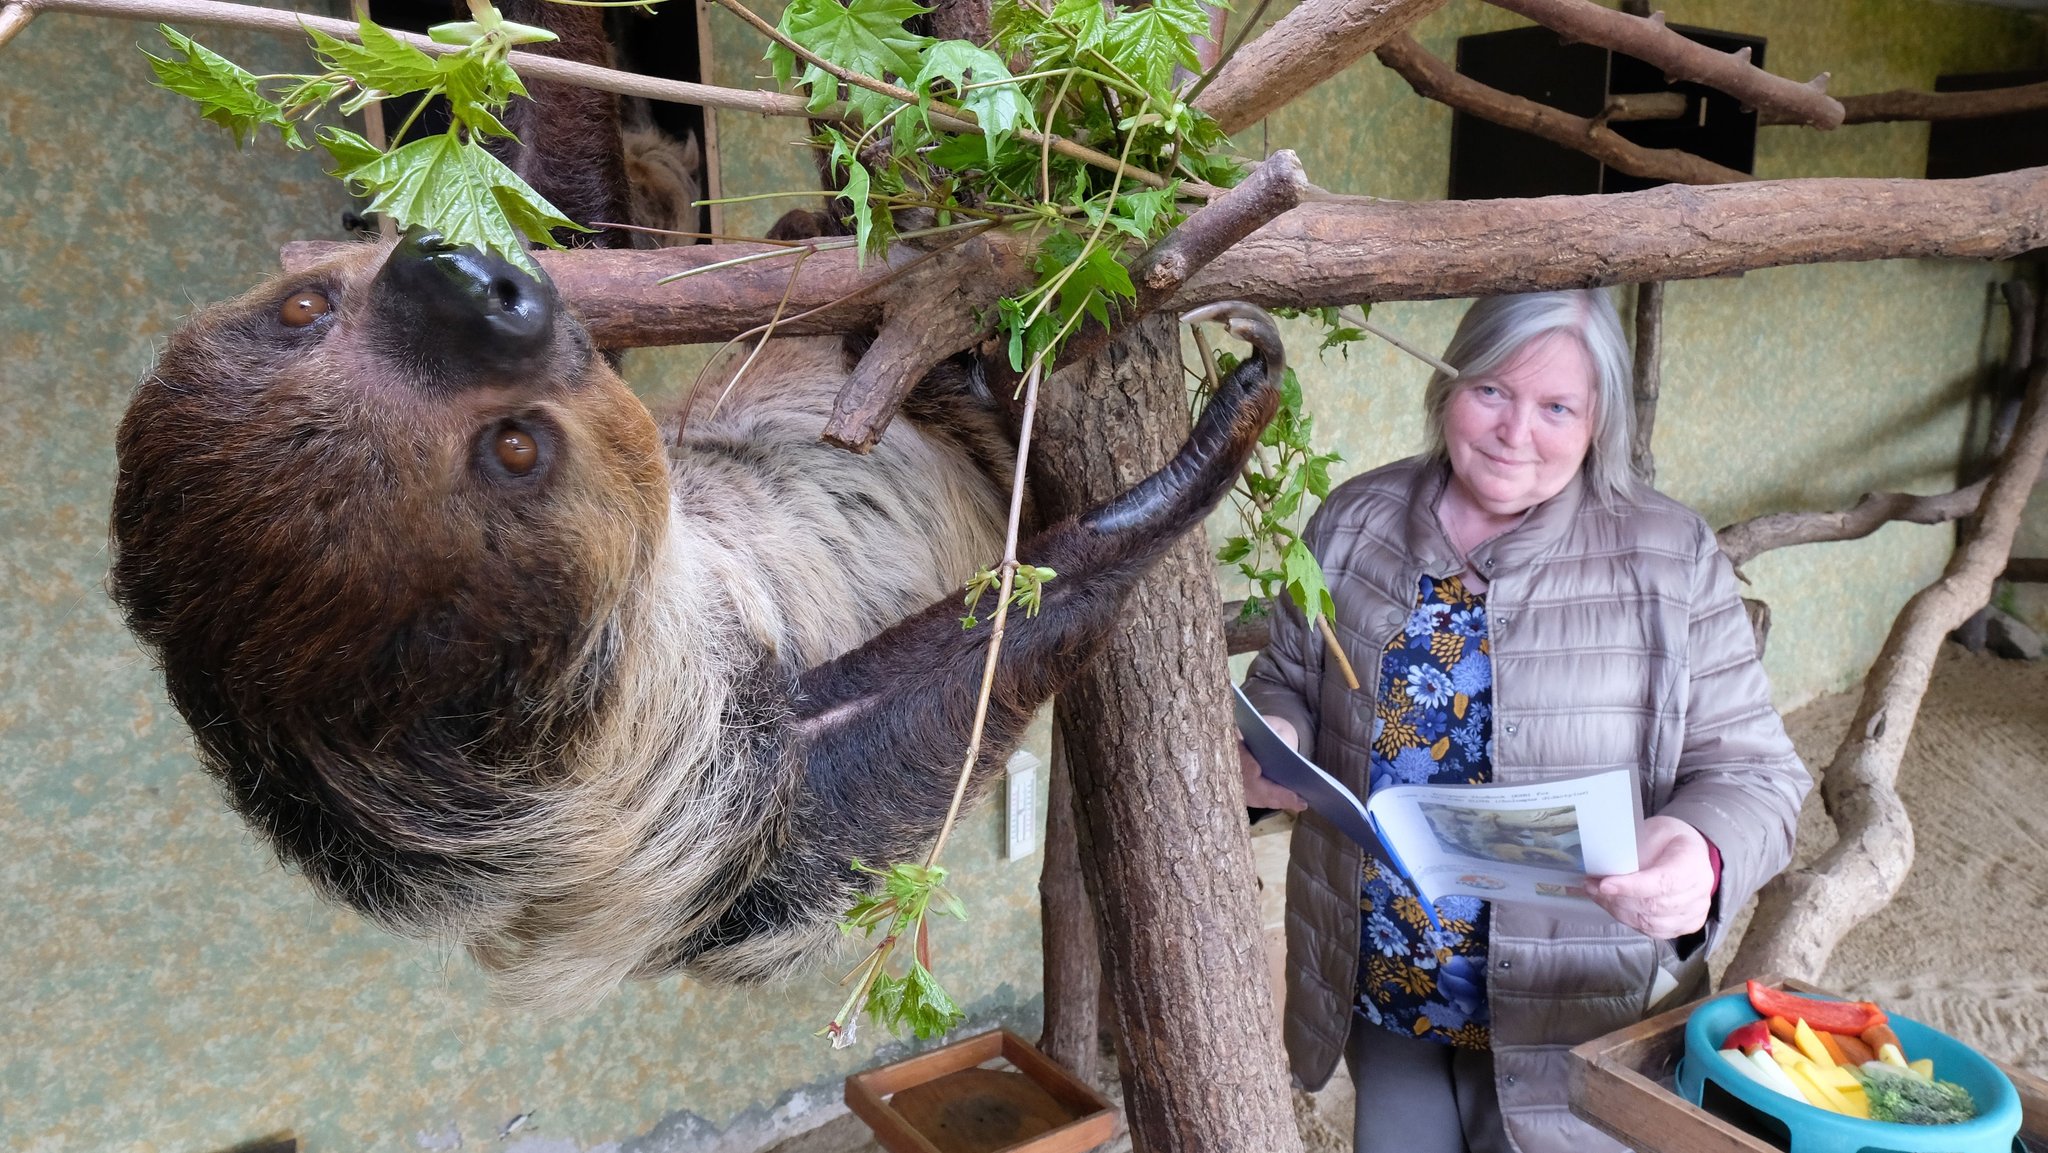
[1775,645,2048,1077]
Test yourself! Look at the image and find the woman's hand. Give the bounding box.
[1239,715,1307,812]
[1585,815,1714,939]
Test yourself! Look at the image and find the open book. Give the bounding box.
[1234,684,1641,919]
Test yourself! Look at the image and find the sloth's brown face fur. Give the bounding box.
[110,240,670,911]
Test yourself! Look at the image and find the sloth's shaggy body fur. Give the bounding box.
[109,237,1284,1012]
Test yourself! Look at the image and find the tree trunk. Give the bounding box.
[1038,703,1102,1089]
[1030,315,1303,1153]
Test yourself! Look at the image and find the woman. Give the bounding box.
[1240,290,1809,1153]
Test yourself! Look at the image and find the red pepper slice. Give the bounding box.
[1722,1019,1772,1053]
[1745,980,1887,1036]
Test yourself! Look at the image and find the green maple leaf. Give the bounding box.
[320,127,580,270]
[1282,537,1336,623]
[1050,0,1109,57]
[1104,3,1203,102]
[771,0,932,112]
[916,41,1034,163]
[827,134,893,260]
[146,26,300,148]
[309,20,444,102]
[439,50,525,139]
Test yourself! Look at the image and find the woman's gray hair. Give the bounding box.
[1422,289,1638,507]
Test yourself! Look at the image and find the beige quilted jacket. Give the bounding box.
[1242,455,1810,1153]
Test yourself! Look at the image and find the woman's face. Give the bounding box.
[1442,331,1596,518]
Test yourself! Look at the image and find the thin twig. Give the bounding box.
[587,220,814,246]
[1336,305,1456,376]
[1316,616,1361,690]
[28,0,821,117]
[926,361,1045,865]
[707,246,812,419]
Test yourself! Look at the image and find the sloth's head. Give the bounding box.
[109,234,670,920]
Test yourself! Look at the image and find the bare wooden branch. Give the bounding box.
[0,3,36,48]
[1482,0,1844,130]
[1376,33,1751,187]
[1762,79,2048,126]
[1728,351,2048,982]
[1222,599,1272,655]
[1602,91,1687,122]
[1715,481,1987,571]
[1630,281,1663,484]
[1189,167,2048,312]
[26,0,815,117]
[822,232,1035,451]
[281,167,2048,349]
[1194,0,1447,135]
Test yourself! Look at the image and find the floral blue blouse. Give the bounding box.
[1356,573,1493,1050]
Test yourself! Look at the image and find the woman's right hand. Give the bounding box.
[1239,714,1308,812]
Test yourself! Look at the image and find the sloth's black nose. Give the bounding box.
[369,229,558,379]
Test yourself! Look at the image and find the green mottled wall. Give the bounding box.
[3,1,2043,1151]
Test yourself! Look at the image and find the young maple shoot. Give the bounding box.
[1211,348,1346,630]
[960,564,1056,629]
[825,861,969,1046]
[145,4,579,272]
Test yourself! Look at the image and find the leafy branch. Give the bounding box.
[1209,310,1359,689]
[145,3,578,270]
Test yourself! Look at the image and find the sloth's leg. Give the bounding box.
[672,310,1283,974]
[791,306,1284,864]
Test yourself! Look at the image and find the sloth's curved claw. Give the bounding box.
[1183,301,1286,384]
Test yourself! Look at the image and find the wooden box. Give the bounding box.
[1567,978,2048,1153]
[845,1029,1116,1153]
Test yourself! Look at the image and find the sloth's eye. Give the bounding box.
[495,426,540,475]
[280,291,332,327]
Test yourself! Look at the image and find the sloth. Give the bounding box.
[107,227,1285,1011]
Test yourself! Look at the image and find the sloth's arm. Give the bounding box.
[676,310,1284,974]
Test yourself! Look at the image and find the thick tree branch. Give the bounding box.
[1222,599,1272,655]
[1630,281,1663,484]
[1729,349,2048,982]
[1375,33,1751,187]
[1193,0,1447,135]
[1483,0,1844,129]
[283,167,2048,348]
[1715,482,1988,572]
[821,231,1035,451]
[1763,79,2048,126]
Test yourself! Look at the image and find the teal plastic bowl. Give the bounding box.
[1675,991,2021,1153]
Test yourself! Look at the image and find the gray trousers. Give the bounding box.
[1346,1019,1511,1153]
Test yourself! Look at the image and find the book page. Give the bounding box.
[1365,771,1641,912]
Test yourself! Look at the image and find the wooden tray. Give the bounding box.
[845,1029,1116,1153]
[1567,977,2048,1153]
